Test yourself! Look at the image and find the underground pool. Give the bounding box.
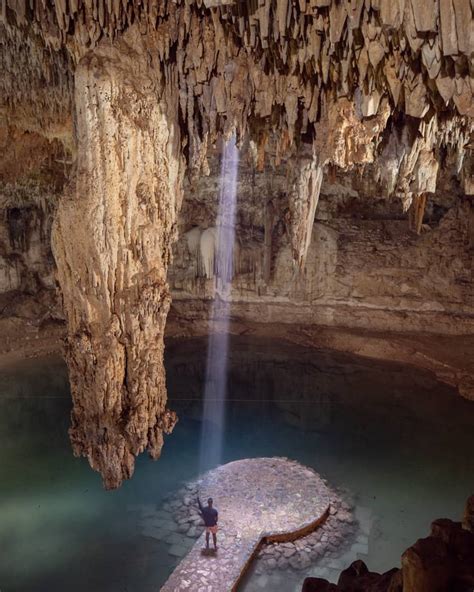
[0,337,473,592]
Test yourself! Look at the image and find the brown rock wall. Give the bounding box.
[1,0,473,486]
[302,496,474,592]
[169,159,474,336]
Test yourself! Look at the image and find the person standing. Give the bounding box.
[197,496,218,551]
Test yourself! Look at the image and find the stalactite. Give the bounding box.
[263,199,274,284]
[199,227,217,279]
[51,27,184,489]
[1,0,472,188]
[1,0,473,487]
[409,194,428,235]
[288,157,323,269]
[184,226,203,277]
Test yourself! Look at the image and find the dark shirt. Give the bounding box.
[198,500,218,527]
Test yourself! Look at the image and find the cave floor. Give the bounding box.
[161,458,331,592]
[2,311,474,402]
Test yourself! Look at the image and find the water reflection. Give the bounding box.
[0,339,473,592]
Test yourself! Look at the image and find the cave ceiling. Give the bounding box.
[1,0,473,192]
[0,0,473,488]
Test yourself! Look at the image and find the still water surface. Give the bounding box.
[1,337,473,592]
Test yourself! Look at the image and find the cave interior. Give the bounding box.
[0,1,473,591]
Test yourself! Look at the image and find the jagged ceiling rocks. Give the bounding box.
[0,0,473,487]
[2,1,473,161]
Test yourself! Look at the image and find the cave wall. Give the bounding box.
[0,0,473,487]
[2,163,472,337]
[0,205,55,295]
[0,123,66,324]
[169,155,474,336]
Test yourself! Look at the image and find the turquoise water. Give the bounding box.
[1,337,473,592]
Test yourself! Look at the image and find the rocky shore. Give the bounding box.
[302,494,474,592]
[137,460,361,580]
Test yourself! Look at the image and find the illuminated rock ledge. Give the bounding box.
[161,457,344,592]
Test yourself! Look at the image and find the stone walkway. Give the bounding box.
[161,457,331,591]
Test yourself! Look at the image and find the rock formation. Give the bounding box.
[0,0,473,486]
[302,495,474,592]
[2,1,473,186]
[51,28,184,489]
[463,495,474,532]
[288,156,324,269]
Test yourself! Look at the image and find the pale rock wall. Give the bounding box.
[169,162,474,336]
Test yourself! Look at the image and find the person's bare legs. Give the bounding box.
[206,531,210,549]
[212,532,217,550]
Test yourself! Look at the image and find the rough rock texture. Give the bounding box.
[1,0,473,194]
[171,151,474,334]
[301,495,474,592]
[288,157,324,268]
[0,120,68,293]
[0,205,55,298]
[0,0,473,485]
[254,505,357,575]
[51,29,184,489]
[463,495,474,533]
[0,121,66,358]
[401,537,452,592]
[168,150,474,398]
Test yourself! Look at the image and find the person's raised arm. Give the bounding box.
[196,496,204,515]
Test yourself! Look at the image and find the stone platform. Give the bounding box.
[161,457,331,591]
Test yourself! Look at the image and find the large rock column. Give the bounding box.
[52,34,184,489]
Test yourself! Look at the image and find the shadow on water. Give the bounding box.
[0,338,473,591]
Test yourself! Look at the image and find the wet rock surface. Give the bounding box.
[253,503,358,576]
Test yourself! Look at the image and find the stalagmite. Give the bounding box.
[51,28,184,489]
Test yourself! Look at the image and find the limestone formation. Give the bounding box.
[1,1,472,184]
[304,495,474,592]
[401,537,452,592]
[169,146,474,400]
[51,28,184,489]
[463,495,474,532]
[288,156,323,269]
[303,564,402,592]
[0,0,473,485]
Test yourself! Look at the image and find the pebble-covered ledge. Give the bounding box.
[161,457,346,592]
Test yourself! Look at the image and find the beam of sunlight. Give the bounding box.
[199,135,239,473]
